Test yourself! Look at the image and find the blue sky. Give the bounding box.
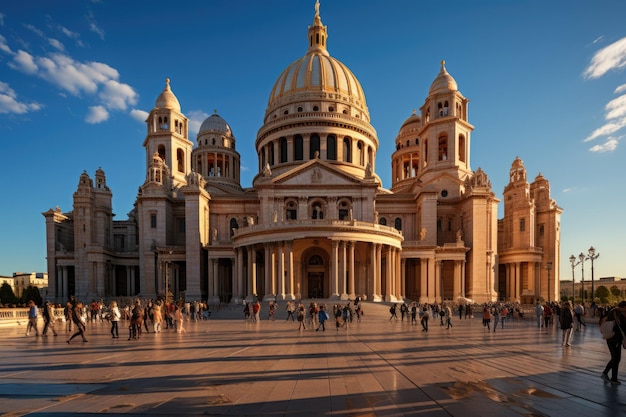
[1,1,625,284]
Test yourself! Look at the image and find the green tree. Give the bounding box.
[20,285,42,306]
[0,282,17,305]
[610,285,621,301]
[596,286,610,304]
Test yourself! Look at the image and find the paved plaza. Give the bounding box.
[1,302,624,417]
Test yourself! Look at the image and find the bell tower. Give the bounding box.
[418,61,473,185]
[143,78,193,189]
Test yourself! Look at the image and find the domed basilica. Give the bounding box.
[43,2,561,305]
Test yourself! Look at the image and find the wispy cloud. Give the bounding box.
[86,11,104,40]
[48,38,64,51]
[0,81,42,114]
[589,138,619,153]
[583,36,626,79]
[583,36,626,151]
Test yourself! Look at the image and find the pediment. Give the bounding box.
[269,160,364,187]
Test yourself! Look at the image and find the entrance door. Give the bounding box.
[308,272,324,298]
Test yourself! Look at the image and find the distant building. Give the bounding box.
[560,276,626,301]
[42,3,561,305]
[11,272,48,298]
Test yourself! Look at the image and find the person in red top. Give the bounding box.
[543,303,553,329]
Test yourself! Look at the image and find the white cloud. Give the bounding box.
[10,50,38,74]
[99,79,138,110]
[0,13,5,26]
[615,84,626,94]
[130,108,149,123]
[187,110,210,137]
[583,36,626,79]
[23,23,44,38]
[583,117,626,142]
[0,81,42,114]
[2,20,136,123]
[85,105,109,123]
[87,11,105,40]
[606,94,626,120]
[48,38,64,51]
[0,34,12,53]
[589,138,619,152]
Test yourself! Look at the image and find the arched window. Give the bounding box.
[280,137,288,163]
[309,255,324,265]
[176,148,185,172]
[338,199,351,220]
[394,217,402,231]
[357,141,364,165]
[311,203,324,219]
[343,137,352,163]
[458,134,466,163]
[269,143,275,165]
[158,145,166,163]
[310,134,320,159]
[294,135,303,161]
[286,200,297,220]
[379,217,387,226]
[230,218,238,237]
[438,134,448,161]
[196,155,202,176]
[327,135,337,160]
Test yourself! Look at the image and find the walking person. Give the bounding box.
[41,301,58,337]
[152,301,163,333]
[174,304,185,333]
[128,299,144,340]
[458,304,464,320]
[411,303,417,325]
[316,305,328,331]
[420,305,430,332]
[482,305,491,331]
[535,301,544,328]
[64,301,73,333]
[297,303,306,331]
[560,300,574,347]
[67,301,88,343]
[574,303,586,331]
[600,301,626,385]
[389,303,398,321]
[25,300,39,337]
[492,305,500,333]
[543,302,553,329]
[286,301,295,321]
[444,304,453,329]
[109,300,121,338]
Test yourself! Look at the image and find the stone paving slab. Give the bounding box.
[0,302,624,416]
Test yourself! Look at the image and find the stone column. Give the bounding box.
[287,241,295,300]
[331,240,339,298]
[278,242,285,300]
[348,241,355,299]
[420,258,428,303]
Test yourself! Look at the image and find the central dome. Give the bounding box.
[268,54,366,107]
[265,3,368,118]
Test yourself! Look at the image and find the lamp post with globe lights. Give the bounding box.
[578,252,587,304]
[569,255,579,301]
[588,246,599,304]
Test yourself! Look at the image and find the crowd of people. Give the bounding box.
[17,295,626,385]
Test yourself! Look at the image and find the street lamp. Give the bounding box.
[588,246,599,304]
[578,252,587,304]
[546,261,553,303]
[569,255,579,301]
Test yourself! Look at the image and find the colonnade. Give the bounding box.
[502,261,540,302]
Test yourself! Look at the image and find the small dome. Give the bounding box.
[399,110,421,134]
[155,78,181,112]
[198,112,232,137]
[429,61,458,95]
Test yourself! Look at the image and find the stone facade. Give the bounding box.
[42,4,560,305]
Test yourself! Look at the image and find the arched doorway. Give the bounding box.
[307,255,324,298]
[304,251,328,298]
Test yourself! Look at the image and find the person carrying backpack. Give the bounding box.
[600,301,626,385]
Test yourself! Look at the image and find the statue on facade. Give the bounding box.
[419,228,427,241]
[263,163,272,177]
[456,229,463,243]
